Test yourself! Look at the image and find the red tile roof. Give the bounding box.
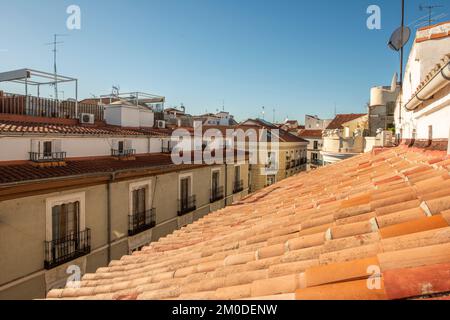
[0,119,171,136]
[0,154,196,184]
[46,146,450,300]
[298,129,323,138]
[326,114,367,130]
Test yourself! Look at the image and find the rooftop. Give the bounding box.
[298,129,323,138]
[47,145,450,300]
[326,114,367,130]
[0,115,172,137]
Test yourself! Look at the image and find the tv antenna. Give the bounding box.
[419,3,444,25]
[45,34,68,101]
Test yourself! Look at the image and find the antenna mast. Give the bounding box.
[420,3,444,25]
[45,34,66,101]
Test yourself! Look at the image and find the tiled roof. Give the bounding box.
[326,114,367,130]
[298,129,323,138]
[0,119,171,136]
[47,146,450,300]
[0,154,198,185]
[411,53,450,99]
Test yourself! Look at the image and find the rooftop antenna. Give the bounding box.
[420,3,444,25]
[388,0,409,125]
[45,34,67,101]
[222,99,225,111]
[261,106,265,120]
[273,108,276,123]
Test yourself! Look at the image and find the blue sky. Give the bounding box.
[0,0,448,122]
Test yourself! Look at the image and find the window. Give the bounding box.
[132,188,146,215]
[267,175,276,186]
[45,193,90,269]
[178,175,196,215]
[313,141,318,150]
[52,201,80,242]
[43,141,53,157]
[118,141,124,154]
[234,166,240,183]
[212,171,220,192]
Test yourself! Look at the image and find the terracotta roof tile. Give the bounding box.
[326,114,367,130]
[46,145,450,300]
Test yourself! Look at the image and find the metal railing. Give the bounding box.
[178,195,196,216]
[210,186,224,203]
[161,146,172,153]
[111,149,136,157]
[0,94,104,120]
[128,209,156,236]
[44,229,91,270]
[233,180,244,194]
[29,151,67,162]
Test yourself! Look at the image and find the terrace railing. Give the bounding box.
[178,195,196,216]
[29,151,67,162]
[0,93,104,121]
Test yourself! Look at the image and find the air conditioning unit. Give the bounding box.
[80,113,95,124]
[156,120,166,129]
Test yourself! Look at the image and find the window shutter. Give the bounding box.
[111,139,118,150]
[124,139,133,150]
[52,140,62,153]
[31,139,41,153]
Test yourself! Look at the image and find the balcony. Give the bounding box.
[210,186,224,203]
[178,195,196,216]
[44,229,91,270]
[0,93,104,120]
[29,151,67,163]
[128,209,156,236]
[233,180,244,194]
[111,149,136,158]
[161,146,172,153]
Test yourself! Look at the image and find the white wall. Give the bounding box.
[0,136,167,161]
[396,27,450,140]
[139,110,154,128]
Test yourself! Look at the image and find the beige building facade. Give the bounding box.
[0,162,249,299]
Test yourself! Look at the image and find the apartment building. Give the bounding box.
[298,129,323,169]
[395,21,450,151]
[304,114,332,130]
[240,119,308,192]
[0,71,249,299]
[321,113,368,165]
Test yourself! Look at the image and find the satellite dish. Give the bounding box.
[388,26,411,51]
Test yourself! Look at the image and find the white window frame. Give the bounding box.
[45,192,86,242]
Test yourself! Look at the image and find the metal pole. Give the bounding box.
[75,79,78,118]
[25,77,28,115]
[399,0,405,126]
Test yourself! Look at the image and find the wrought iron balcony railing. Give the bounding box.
[178,195,196,216]
[128,209,156,236]
[111,149,136,157]
[29,151,67,163]
[44,229,91,270]
[210,186,224,203]
[161,146,172,153]
[233,180,244,194]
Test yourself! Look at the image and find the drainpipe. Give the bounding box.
[106,172,115,264]
[404,60,450,111]
[225,164,228,205]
